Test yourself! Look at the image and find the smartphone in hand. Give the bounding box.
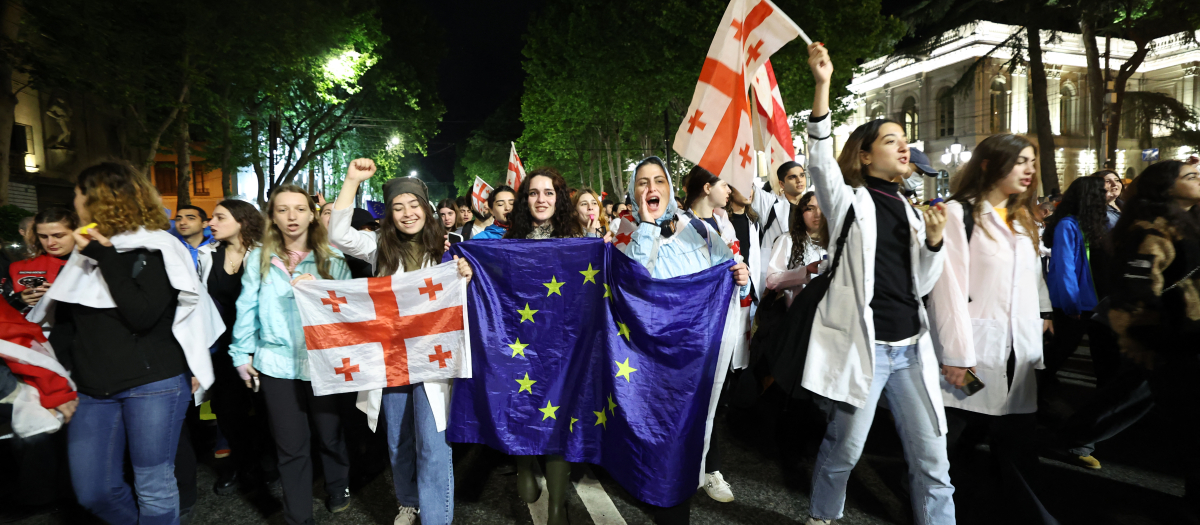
[447,232,464,245]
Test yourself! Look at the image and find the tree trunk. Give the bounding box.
[219,111,234,197]
[139,52,190,177]
[0,0,23,208]
[175,106,192,207]
[1107,41,1151,159]
[1080,16,1107,168]
[613,125,626,197]
[249,117,267,207]
[1027,26,1060,195]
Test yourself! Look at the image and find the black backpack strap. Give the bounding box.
[759,206,777,243]
[826,207,856,277]
[959,199,976,243]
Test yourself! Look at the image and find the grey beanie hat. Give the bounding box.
[383,177,429,206]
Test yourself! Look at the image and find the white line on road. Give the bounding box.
[573,466,628,525]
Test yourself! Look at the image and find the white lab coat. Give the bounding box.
[765,234,826,307]
[328,207,453,432]
[750,180,792,289]
[927,201,1049,415]
[802,117,949,434]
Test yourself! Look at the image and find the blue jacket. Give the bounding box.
[622,158,748,297]
[1047,216,1097,315]
[171,226,216,271]
[472,223,508,240]
[229,247,351,380]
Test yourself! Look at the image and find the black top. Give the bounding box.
[51,242,187,397]
[207,244,244,351]
[864,175,921,341]
[728,211,755,299]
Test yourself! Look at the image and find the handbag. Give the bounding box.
[763,207,856,400]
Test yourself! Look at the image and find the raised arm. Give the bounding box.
[330,159,382,263]
[805,43,854,234]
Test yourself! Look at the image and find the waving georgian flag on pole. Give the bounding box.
[672,0,808,197]
[751,60,797,177]
[294,262,472,396]
[506,142,526,191]
[471,176,493,218]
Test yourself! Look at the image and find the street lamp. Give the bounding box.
[937,139,971,197]
[409,170,417,178]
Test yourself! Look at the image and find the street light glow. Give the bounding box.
[410,170,417,178]
[390,136,401,146]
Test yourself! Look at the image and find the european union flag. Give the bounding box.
[446,238,737,507]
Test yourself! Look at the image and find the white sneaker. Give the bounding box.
[805,519,832,525]
[394,505,418,525]
[703,471,734,502]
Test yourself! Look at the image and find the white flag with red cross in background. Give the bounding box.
[506,142,526,191]
[471,176,493,218]
[751,59,796,177]
[294,262,472,396]
[672,0,805,197]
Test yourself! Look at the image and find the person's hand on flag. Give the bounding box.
[72,227,112,251]
[808,42,831,84]
[730,261,749,286]
[346,158,378,183]
[52,398,78,424]
[453,255,473,282]
[291,273,316,286]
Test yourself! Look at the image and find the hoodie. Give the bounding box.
[623,157,748,297]
[171,226,216,272]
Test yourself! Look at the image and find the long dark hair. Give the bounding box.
[376,193,447,276]
[682,166,721,213]
[949,133,1040,251]
[1112,160,1200,248]
[26,207,78,258]
[505,167,582,239]
[215,199,264,250]
[1044,177,1108,249]
[787,192,823,268]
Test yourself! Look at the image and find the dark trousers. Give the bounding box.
[259,374,350,525]
[176,409,198,511]
[650,498,691,525]
[1046,308,1122,387]
[946,408,1058,525]
[0,404,67,506]
[1058,364,1155,457]
[208,349,276,477]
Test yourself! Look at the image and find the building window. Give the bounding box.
[901,96,918,140]
[869,103,886,121]
[192,162,209,196]
[1060,82,1078,135]
[990,78,1007,133]
[154,162,177,196]
[936,169,951,198]
[937,89,954,137]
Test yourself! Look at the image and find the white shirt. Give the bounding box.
[765,234,826,307]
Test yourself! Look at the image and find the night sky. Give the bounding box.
[416,0,542,193]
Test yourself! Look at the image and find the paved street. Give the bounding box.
[7,345,1198,525]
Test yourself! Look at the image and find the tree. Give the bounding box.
[0,0,23,207]
[454,96,523,196]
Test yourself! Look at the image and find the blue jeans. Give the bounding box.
[810,344,955,524]
[68,374,191,525]
[384,384,453,524]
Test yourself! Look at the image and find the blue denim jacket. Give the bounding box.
[229,247,351,380]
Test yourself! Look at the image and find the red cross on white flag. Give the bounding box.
[672,0,804,197]
[751,60,797,177]
[293,262,472,396]
[471,176,494,218]
[506,143,526,191]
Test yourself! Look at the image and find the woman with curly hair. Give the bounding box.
[1042,176,1109,387]
[30,160,221,525]
[504,167,583,240]
[765,192,825,307]
[230,184,353,524]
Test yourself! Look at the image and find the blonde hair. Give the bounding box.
[76,160,170,236]
[260,184,340,279]
[572,188,608,232]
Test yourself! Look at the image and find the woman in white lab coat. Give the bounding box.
[926,134,1057,523]
[802,44,953,525]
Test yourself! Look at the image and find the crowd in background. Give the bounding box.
[0,43,1199,525]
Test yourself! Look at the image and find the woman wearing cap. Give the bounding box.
[332,159,472,525]
[624,156,749,524]
[803,43,953,525]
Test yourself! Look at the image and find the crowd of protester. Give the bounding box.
[2,43,1200,525]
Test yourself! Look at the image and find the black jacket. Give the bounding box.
[50,243,187,397]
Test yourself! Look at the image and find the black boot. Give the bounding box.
[213,469,239,495]
[545,455,571,525]
[516,456,542,504]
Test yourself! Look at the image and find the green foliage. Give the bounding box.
[454,96,523,196]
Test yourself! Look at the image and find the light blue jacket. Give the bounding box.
[623,157,748,297]
[229,247,351,380]
[472,223,508,240]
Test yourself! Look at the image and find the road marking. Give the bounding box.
[573,466,627,525]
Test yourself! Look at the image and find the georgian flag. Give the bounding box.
[294,262,472,396]
[672,0,805,197]
[751,60,797,177]
[506,142,526,191]
[471,176,493,218]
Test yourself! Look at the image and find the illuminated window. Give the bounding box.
[902,96,918,140]
[154,162,177,195]
[192,162,209,196]
[1060,82,1078,135]
[937,89,955,137]
[990,78,1008,133]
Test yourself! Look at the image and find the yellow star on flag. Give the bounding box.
[593,409,607,429]
[570,417,579,432]
[516,373,537,394]
[603,283,613,299]
[508,338,528,358]
[616,321,631,341]
[580,263,599,285]
[518,303,538,323]
[539,400,560,420]
[615,358,638,382]
[543,276,565,296]
[607,394,617,414]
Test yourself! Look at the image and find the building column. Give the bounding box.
[1011,66,1028,133]
[1183,65,1199,114]
[1047,68,1063,135]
